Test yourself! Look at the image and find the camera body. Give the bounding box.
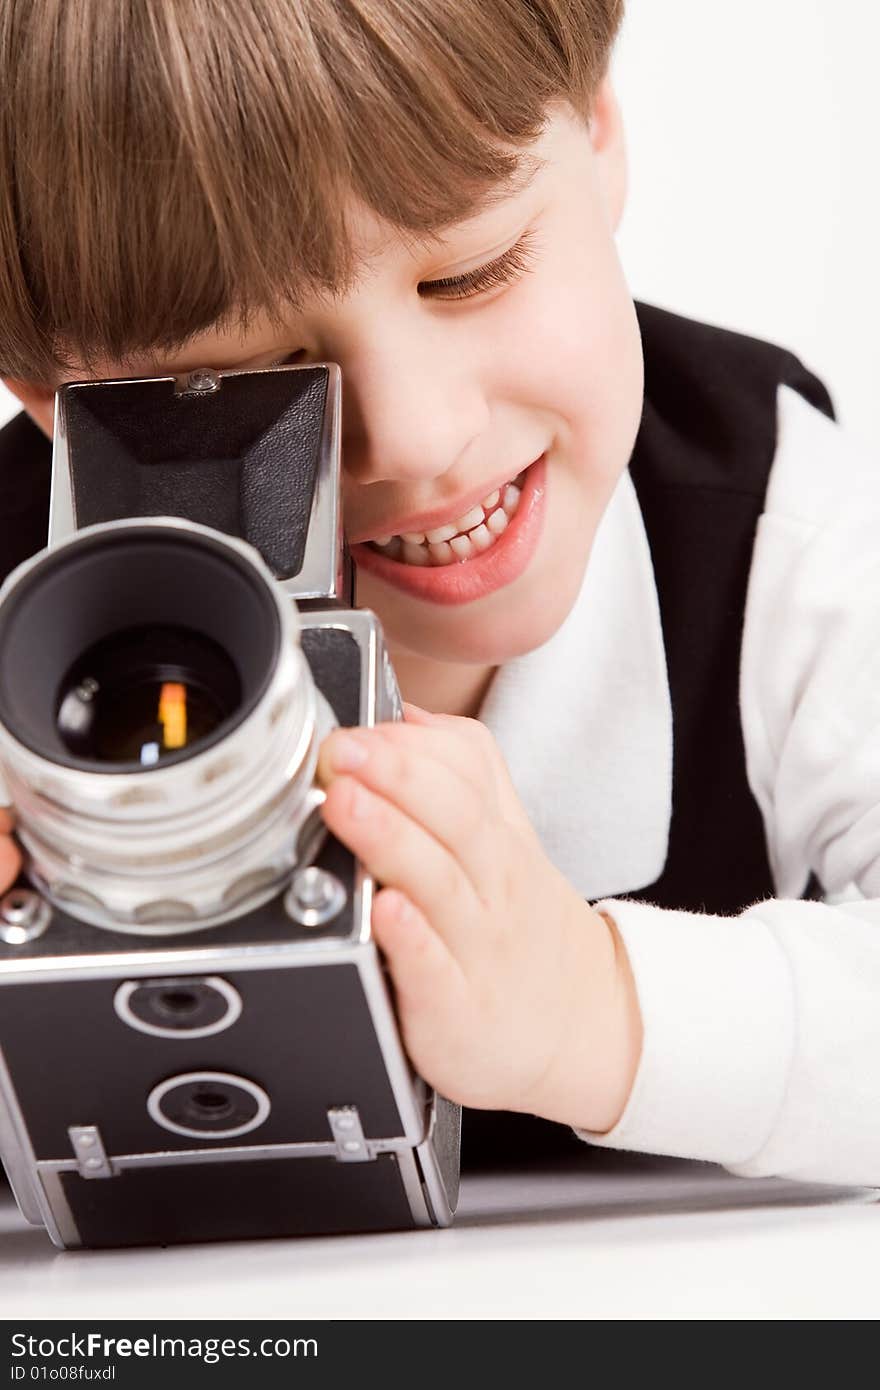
[0,364,460,1247]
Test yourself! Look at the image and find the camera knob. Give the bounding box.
[0,889,52,944]
[284,867,346,928]
[184,367,220,393]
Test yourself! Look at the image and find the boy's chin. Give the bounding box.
[378,573,584,668]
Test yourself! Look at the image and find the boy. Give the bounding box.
[1,0,878,1183]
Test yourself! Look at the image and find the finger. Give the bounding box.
[318,718,496,809]
[404,701,489,738]
[401,701,441,725]
[390,713,534,837]
[320,775,481,961]
[370,720,539,856]
[319,727,500,900]
[371,888,464,1018]
[0,809,15,834]
[0,837,22,892]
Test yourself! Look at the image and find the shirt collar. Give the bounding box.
[478,467,673,900]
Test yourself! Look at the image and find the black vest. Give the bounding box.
[465,302,834,1164]
[0,302,836,1167]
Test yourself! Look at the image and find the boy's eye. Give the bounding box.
[251,231,540,366]
[419,229,540,302]
[265,349,308,368]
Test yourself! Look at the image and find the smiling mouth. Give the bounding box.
[367,467,530,566]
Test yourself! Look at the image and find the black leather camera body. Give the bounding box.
[0,364,460,1248]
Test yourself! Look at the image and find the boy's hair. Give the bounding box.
[0,0,623,387]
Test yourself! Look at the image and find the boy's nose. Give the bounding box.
[339,339,489,486]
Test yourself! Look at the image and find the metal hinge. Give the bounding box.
[327,1106,375,1162]
[68,1125,115,1179]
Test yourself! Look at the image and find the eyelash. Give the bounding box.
[267,352,306,368]
[265,229,540,365]
[419,228,540,300]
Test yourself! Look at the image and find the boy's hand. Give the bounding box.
[317,704,642,1133]
[0,809,21,894]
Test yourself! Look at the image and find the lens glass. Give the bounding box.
[55,624,241,766]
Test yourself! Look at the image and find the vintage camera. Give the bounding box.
[0,363,460,1248]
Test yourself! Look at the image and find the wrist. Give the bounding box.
[588,908,643,1131]
[518,897,643,1132]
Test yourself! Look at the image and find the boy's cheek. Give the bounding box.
[489,271,638,442]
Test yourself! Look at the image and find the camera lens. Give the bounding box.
[0,520,331,932]
[56,624,241,765]
[147,1071,271,1139]
[0,524,278,772]
[114,977,242,1038]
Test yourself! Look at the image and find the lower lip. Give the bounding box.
[350,455,547,606]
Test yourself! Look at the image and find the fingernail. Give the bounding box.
[328,732,369,772]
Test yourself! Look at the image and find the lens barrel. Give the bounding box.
[0,519,333,933]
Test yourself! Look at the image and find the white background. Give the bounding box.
[1,1,880,1321]
[2,0,878,448]
[614,1,880,446]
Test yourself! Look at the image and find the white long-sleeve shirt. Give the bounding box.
[480,384,880,1185]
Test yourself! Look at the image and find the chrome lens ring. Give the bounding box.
[0,519,336,931]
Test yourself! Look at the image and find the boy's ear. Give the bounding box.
[1,378,56,440]
[587,73,628,234]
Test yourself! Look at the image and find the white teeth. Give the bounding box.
[453,505,486,534]
[402,540,431,566]
[502,483,521,514]
[370,466,530,566]
[428,540,456,565]
[424,522,458,544]
[468,523,495,552]
[449,533,476,559]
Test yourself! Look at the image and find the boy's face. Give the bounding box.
[9,91,643,673]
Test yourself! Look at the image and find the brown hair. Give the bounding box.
[0,0,624,386]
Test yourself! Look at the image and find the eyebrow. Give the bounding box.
[136,155,548,377]
[433,152,546,231]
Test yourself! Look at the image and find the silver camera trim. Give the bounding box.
[147,1070,271,1141]
[113,976,243,1040]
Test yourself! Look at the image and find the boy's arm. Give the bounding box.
[579,387,880,1183]
[317,387,880,1187]
[575,890,880,1183]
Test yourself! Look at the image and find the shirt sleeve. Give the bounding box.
[575,386,880,1186]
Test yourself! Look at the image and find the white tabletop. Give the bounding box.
[1,1152,877,1321]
